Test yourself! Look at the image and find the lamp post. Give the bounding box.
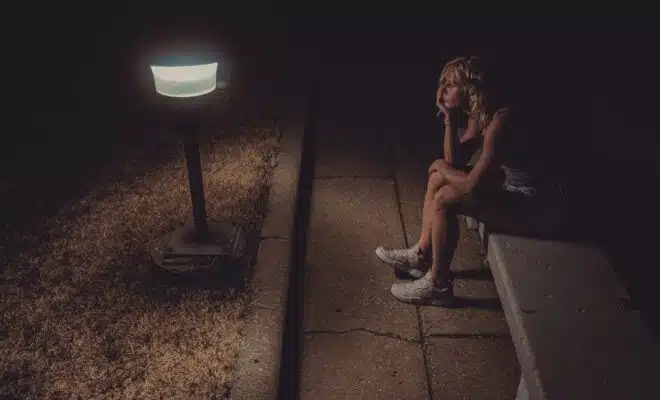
[148,49,246,273]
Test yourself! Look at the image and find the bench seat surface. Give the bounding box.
[486,233,660,400]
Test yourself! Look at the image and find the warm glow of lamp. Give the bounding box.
[150,62,219,98]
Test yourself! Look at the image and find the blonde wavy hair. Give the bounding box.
[438,56,491,129]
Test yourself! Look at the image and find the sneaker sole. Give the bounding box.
[374,248,426,279]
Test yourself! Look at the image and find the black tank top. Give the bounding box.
[485,90,551,196]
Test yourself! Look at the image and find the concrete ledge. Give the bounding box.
[230,85,310,399]
[248,239,290,311]
[260,112,305,239]
[231,307,283,400]
[487,233,660,400]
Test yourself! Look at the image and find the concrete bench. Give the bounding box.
[464,215,660,399]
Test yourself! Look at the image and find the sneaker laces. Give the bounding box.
[390,247,416,259]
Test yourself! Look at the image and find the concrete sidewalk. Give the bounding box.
[299,62,519,399]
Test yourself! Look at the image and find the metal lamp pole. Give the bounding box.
[148,52,245,273]
[178,115,209,241]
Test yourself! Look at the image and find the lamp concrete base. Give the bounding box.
[150,220,246,273]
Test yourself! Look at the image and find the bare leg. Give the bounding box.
[390,184,469,305]
[429,185,463,287]
[418,171,448,251]
[376,169,452,279]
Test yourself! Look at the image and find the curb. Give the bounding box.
[229,82,311,399]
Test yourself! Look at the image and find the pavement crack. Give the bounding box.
[306,328,419,344]
[259,235,287,241]
[425,332,511,339]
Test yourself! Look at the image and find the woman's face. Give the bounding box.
[441,70,462,109]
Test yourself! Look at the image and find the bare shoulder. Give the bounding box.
[484,108,511,139]
[493,107,512,119]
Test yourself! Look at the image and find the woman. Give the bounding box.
[376,56,566,306]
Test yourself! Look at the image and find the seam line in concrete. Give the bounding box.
[415,307,433,400]
[392,148,433,399]
[305,328,420,344]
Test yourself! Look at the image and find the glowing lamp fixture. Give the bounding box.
[150,62,220,98]
[147,49,245,274]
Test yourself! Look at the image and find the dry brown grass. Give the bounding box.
[0,121,280,399]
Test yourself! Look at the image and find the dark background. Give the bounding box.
[9,11,658,169]
[4,10,660,333]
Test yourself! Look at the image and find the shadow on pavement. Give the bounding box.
[453,297,503,311]
[453,268,495,281]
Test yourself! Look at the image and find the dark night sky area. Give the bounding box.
[8,10,659,164]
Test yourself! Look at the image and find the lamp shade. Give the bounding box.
[148,47,231,98]
[150,62,218,98]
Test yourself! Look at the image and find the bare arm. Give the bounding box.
[443,115,479,164]
[442,118,454,165]
[440,111,509,193]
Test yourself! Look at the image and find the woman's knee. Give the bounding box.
[427,171,446,194]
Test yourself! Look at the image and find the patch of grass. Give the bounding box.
[0,121,280,399]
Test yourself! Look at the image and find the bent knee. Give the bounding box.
[427,171,447,192]
[430,159,449,170]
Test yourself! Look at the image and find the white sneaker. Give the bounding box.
[375,243,429,279]
[390,271,455,307]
